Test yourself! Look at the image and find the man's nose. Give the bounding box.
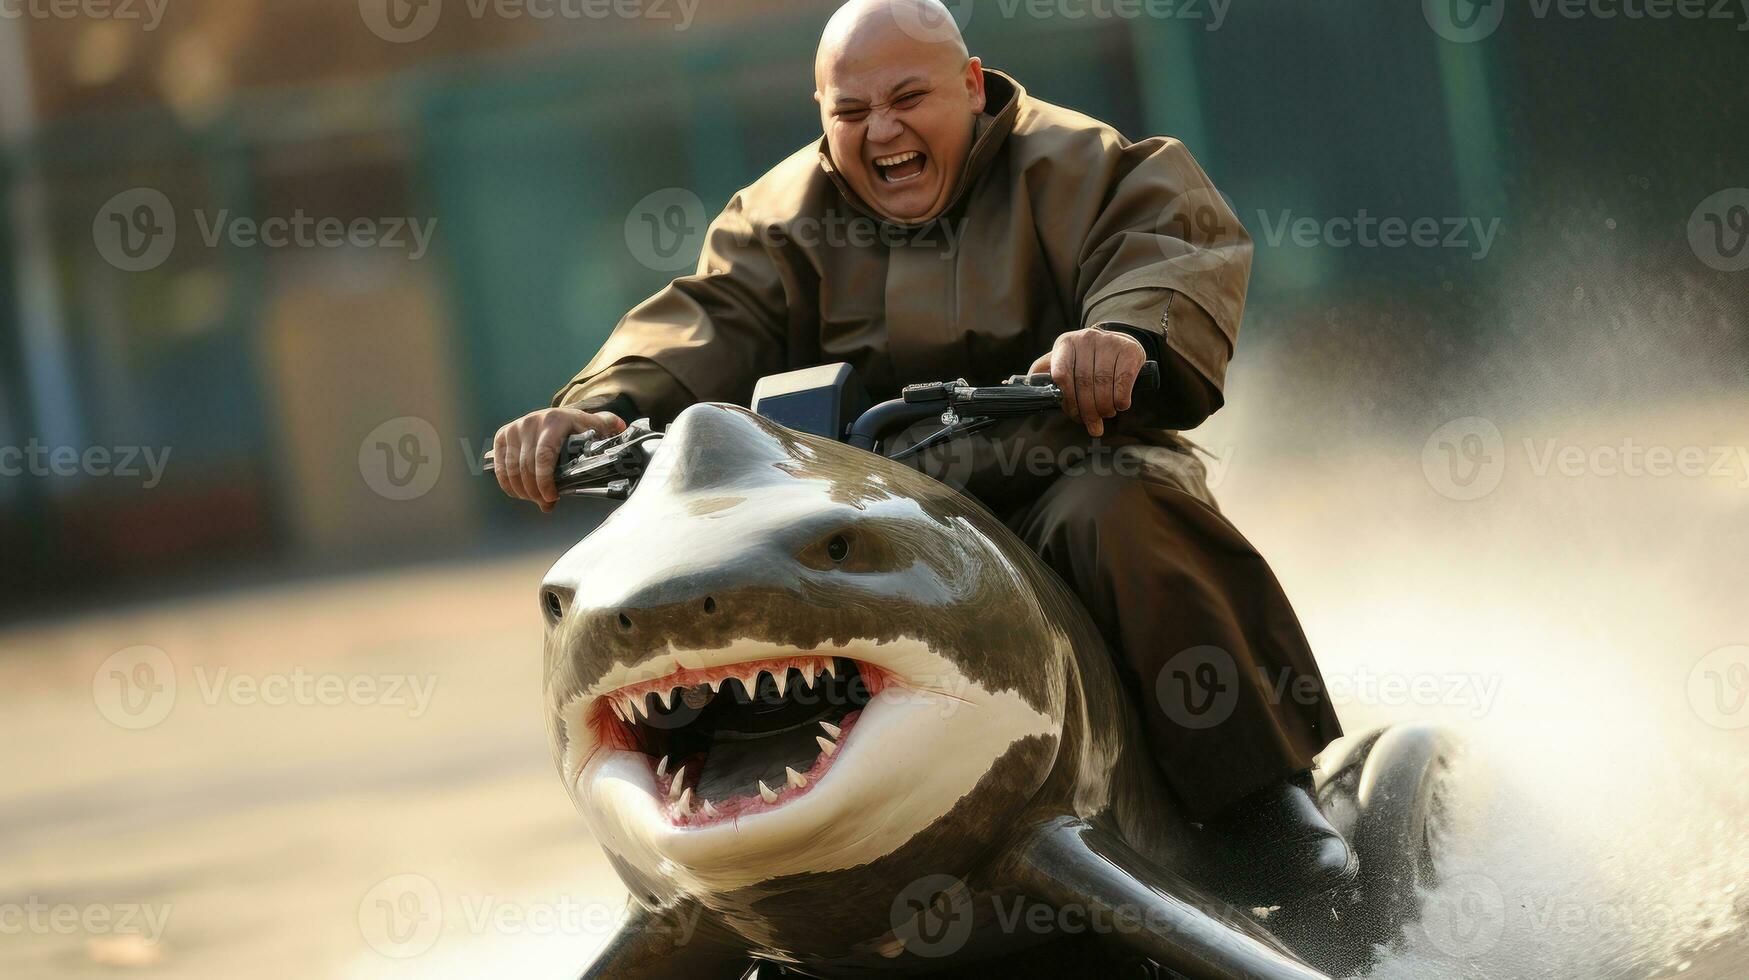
[866,110,904,145]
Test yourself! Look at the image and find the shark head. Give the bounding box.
[542,404,1075,908]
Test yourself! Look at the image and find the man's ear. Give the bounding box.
[965,57,986,114]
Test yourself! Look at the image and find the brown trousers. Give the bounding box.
[907,416,1342,820]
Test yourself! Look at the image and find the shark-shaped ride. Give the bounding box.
[507,365,1456,979]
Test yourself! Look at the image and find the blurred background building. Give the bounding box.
[2,0,1744,615]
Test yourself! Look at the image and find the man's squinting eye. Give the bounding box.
[893,91,927,110]
[836,108,870,123]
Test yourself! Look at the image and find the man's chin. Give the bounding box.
[867,186,945,224]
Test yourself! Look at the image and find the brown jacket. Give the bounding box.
[554,70,1252,433]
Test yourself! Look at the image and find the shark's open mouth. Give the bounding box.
[593,656,881,826]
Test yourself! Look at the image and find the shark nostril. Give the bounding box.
[617,613,633,631]
[703,596,717,615]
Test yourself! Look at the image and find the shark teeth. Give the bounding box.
[816,735,837,757]
[820,720,841,738]
[668,766,687,801]
[758,781,778,804]
[785,767,808,789]
[599,655,846,723]
[701,799,719,818]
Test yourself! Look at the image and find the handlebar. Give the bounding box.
[484,361,1160,500]
[847,360,1160,451]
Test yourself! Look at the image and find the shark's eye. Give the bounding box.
[798,525,903,572]
[541,589,567,625]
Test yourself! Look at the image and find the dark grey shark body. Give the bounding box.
[543,404,1329,979]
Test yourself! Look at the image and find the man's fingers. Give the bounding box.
[493,429,516,499]
[517,420,545,504]
[533,426,562,504]
[1091,343,1118,421]
[1050,342,1077,421]
[1073,344,1102,436]
[1028,352,1052,376]
[511,442,538,502]
[1115,352,1141,413]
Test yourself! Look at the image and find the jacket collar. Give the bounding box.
[817,69,1023,230]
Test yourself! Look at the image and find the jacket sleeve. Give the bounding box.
[553,191,791,426]
[1075,137,1253,430]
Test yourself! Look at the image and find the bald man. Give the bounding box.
[495,0,1351,901]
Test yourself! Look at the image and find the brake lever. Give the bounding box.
[480,419,656,474]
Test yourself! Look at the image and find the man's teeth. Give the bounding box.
[874,150,921,167]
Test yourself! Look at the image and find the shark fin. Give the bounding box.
[581,898,748,979]
[999,816,1331,980]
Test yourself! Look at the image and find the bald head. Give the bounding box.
[813,0,986,224]
[816,0,969,87]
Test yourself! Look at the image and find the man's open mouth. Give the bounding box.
[873,150,927,184]
[592,656,880,826]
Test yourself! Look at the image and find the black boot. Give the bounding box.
[1211,771,1356,905]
